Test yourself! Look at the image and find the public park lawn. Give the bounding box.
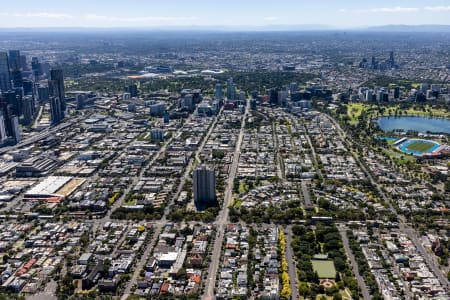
[311,260,336,279]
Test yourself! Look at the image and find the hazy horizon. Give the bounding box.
[2,24,450,33]
[1,0,450,28]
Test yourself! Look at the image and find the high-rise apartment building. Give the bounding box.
[193,165,216,205]
[50,96,63,125]
[8,50,21,71]
[226,78,235,100]
[0,52,11,92]
[49,69,66,111]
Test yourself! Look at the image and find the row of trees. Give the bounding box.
[111,204,163,220]
[278,230,291,299]
[230,200,304,224]
[168,206,219,223]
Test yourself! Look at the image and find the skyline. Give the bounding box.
[1,0,450,28]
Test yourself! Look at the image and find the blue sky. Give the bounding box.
[1,0,450,28]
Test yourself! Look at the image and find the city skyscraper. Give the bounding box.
[125,84,138,98]
[8,50,21,71]
[22,96,34,126]
[3,91,21,117]
[31,57,41,78]
[151,128,164,142]
[19,55,27,71]
[10,115,20,143]
[0,52,11,92]
[11,70,23,88]
[226,78,235,100]
[215,83,223,99]
[290,82,299,95]
[0,96,22,144]
[389,51,395,64]
[0,112,7,144]
[49,69,66,112]
[49,96,63,125]
[38,86,49,102]
[269,87,279,105]
[193,165,216,205]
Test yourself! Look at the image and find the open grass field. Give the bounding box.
[311,260,336,279]
[314,289,353,300]
[345,103,450,123]
[380,148,416,165]
[405,141,436,153]
[346,103,369,124]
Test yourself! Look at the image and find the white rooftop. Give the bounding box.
[26,176,72,196]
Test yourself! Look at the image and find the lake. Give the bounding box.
[378,116,450,134]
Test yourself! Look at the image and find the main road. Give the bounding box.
[284,226,299,300]
[121,108,225,299]
[203,98,250,299]
[337,224,371,300]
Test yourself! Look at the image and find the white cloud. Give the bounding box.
[424,6,450,12]
[83,14,198,23]
[369,7,419,13]
[12,12,73,20]
[340,7,419,14]
[263,16,279,21]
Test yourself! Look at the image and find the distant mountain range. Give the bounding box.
[363,24,450,32]
[1,24,450,32]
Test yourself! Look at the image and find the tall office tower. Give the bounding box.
[3,91,21,117]
[364,90,372,101]
[31,57,41,77]
[22,96,34,126]
[371,56,377,69]
[22,80,33,95]
[250,98,257,110]
[150,128,164,142]
[0,112,7,144]
[125,84,138,98]
[183,94,194,111]
[49,69,66,112]
[289,82,299,94]
[20,55,27,70]
[193,165,216,204]
[431,84,441,92]
[38,86,49,102]
[8,50,21,71]
[215,83,223,99]
[76,94,86,110]
[238,91,246,101]
[40,62,50,76]
[11,70,23,88]
[49,96,62,125]
[389,51,395,65]
[278,90,288,106]
[394,87,400,99]
[10,115,20,143]
[0,100,12,137]
[0,52,11,92]
[269,88,279,105]
[226,77,235,100]
[420,83,429,94]
[163,111,170,124]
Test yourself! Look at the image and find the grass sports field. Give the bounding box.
[405,140,436,153]
[311,260,336,278]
